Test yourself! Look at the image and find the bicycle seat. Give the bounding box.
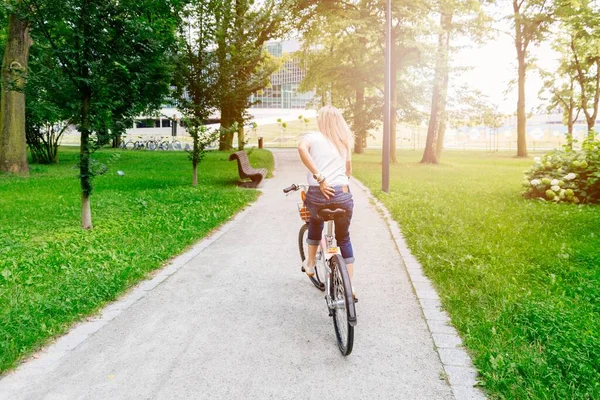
[317,208,346,221]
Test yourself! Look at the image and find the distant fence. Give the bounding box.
[58,120,597,153]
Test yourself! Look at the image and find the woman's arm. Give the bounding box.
[298,138,319,176]
[346,159,352,177]
[298,138,335,199]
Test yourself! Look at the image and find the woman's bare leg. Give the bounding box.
[307,244,318,267]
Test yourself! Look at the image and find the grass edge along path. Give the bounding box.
[353,150,600,400]
[0,148,274,373]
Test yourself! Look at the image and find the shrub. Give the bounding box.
[522,140,600,204]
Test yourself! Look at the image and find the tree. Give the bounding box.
[551,0,600,143]
[421,4,452,164]
[539,42,581,150]
[215,0,293,151]
[511,0,553,157]
[174,0,221,182]
[299,0,386,154]
[24,38,75,163]
[421,0,490,164]
[0,5,7,137]
[22,0,182,229]
[185,121,219,186]
[0,3,32,175]
[567,11,600,139]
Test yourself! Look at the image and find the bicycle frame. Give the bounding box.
[320,220,344,313]
[284,182,357,354]
[293,185,344,315]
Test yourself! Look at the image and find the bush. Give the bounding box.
[522,140,600,204]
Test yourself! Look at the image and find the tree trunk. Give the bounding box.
[237,122,244,150]
[80,91,93,229]
[354,87,365,154]
[0,14,32,175]
[219,105,235,151]
[516,48,528,157]
[390,46,397,164]
[586,111,595,138]
[435,12,452,160]
[112,134,122,148]
[192,161,198,186]
[422,11,452,164]
[421,96,440,165]
[81,193,92,229]
[567,107,573,150]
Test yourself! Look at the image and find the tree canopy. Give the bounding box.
[20,0,184,228]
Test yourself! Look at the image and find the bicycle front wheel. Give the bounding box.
[147,140,157,151]
[298,224,325,291]
[330,254,356,356]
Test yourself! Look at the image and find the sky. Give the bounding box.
[453,4,559,115]
[275,4,561,117]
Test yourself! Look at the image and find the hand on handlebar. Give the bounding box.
[319,180,335,200]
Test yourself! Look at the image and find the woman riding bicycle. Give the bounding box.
[298,105,355,289]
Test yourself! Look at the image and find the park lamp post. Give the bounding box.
[382,0,391,193]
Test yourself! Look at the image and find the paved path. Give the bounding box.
[0,149,453,399]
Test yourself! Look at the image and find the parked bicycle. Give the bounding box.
[120,136,145,150]
[283,183,357,356]
[119,136,182,151]
[165,136,183,151]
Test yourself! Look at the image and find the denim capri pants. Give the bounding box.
[304,185,355,264]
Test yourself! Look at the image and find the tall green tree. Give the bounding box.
[542,1,600,145]
[421,0,489,164]
[564,4,600,139]
[421,2,452,164]
[299,0,382,154]
[0,4,7,117]
[539,37,581,150]
[175,0,221,184]
[299,0,425,155]
[511,0,553,157]
[215,0,294,150]
[22,0,182,228]
[0,2,32,175]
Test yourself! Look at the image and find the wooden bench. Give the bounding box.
[229,150,267,188]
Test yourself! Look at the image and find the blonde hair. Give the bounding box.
[316,105,355,160]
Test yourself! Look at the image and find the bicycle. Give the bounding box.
[165,136,182,151]
[283,183,357,356]
[120,136,137,150]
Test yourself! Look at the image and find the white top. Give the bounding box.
[304,131,350,186]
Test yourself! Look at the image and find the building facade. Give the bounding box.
[250,41,315,109]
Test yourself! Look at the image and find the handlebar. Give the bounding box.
[283,184,299,194]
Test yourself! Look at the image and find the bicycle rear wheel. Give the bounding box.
[298,224,325,291]
[330,254,356,356]
[147,140,158,151]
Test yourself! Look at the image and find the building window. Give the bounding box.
[136,119,155,128]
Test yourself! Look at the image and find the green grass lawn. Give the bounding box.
[353,150,600,399]
[0,147,273,373]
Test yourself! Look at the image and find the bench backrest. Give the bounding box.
[229,151,260,177]
[230,151,251,169]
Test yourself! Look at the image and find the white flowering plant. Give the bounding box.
[522,139,600,204]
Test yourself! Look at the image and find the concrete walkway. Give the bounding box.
[0,149,455,399]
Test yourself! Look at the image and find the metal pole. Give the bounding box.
[382,0,391,193]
